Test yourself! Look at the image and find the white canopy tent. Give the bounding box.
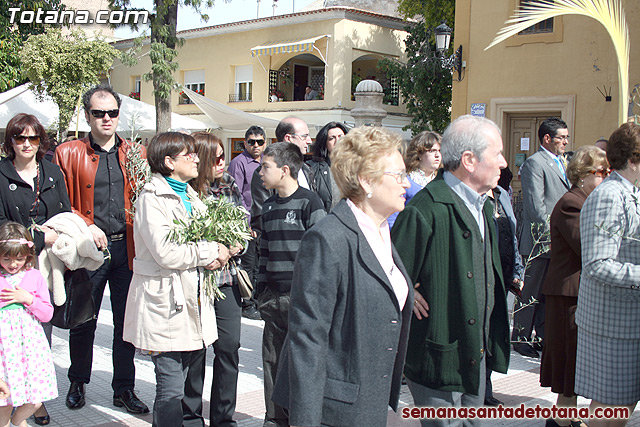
[0,84,210,138]
[182,87,280,132]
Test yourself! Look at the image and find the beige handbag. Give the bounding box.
[231,260,253,299]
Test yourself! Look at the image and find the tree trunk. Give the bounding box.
[151,0,178,133]
[155,90,172,133]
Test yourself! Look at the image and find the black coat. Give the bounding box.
[0,158,71,254]
[306,158,333,212]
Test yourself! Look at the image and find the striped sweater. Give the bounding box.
[258,186,326,293]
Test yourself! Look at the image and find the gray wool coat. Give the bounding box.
[272,199,413,427]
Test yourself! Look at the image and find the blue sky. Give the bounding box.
[114,0,317,39]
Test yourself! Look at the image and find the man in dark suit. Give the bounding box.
[512,117,571,358]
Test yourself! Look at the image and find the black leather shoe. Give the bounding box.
[66,381,86,409]
[484,396,503,406]
[513,343,539,358]
[242,306,262,320]
[113,389,150,414]
[533,340,544,352]
[33,403,50,425]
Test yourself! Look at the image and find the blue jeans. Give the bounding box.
[67,237,135,394]
[152,349,206,427]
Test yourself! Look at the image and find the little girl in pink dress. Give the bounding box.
[0,222,57,427]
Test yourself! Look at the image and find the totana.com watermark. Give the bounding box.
[8,8,149,25]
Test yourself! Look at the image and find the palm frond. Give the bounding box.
[485,0,629,125]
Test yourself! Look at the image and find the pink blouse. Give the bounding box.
[347,199,408,309]
[0,268,54,323]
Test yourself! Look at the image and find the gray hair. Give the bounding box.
[441,115,501,171]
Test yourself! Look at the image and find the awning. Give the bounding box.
[251,35,328,57]
[181,87,279,132]
[250,35,330,71]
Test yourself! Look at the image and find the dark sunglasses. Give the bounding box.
[247,138,265,146]
[12,135,41,145]
[90,109,120,119]
[216,153,226,164]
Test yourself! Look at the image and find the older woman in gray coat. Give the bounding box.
[575,123,640,427]
[272,126,414,427]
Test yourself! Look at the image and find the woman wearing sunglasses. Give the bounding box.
[0,113,72,425]
[540,145,609,427]
[189,131,246,427]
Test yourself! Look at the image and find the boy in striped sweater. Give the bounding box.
[257,142,325,427]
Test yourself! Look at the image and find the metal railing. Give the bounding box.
[229,93,252,102]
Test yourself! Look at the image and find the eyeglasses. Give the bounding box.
[247,138,266,146]
[289,133,310,140]
[174,152,199,162]
[552,135,570,141]
[590,168,610,178]
[216,153,225,164]
[12,135,41,145]
[90,109,120,119]
[383,171,408,184]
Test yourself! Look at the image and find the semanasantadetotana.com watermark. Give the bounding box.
[8,8,149,25]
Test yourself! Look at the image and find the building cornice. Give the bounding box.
[113,7,412,48]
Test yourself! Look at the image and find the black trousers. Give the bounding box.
[183,284,242,427]
[257,288,289,426]
[511,256,549,344]
[241,238,259,309]
[67,237,136,394]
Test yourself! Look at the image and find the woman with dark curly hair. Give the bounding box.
[307,121,348,212]
[388,130,441,227]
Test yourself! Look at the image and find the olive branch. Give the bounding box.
[167,197,251,301]
[511,218,550,344]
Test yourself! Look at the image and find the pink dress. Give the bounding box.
[0,269,57,406]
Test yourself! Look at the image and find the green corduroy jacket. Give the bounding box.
[391,174,510,395]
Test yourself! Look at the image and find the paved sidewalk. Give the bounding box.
[29,291,640,426]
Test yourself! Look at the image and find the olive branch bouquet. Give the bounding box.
[167,196,251,300]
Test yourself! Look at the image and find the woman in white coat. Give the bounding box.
[123,132,230,427]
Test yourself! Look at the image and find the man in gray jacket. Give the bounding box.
[513,117,570,358]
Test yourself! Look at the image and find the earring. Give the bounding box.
[367,191,373,199]
[580,179,584,188]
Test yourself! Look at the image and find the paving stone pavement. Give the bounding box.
[29,291,640,426]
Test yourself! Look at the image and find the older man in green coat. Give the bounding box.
[391,115,510,426]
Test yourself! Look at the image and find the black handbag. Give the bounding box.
[50,268,96,329]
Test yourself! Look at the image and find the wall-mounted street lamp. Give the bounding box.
[433,22,463,82]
